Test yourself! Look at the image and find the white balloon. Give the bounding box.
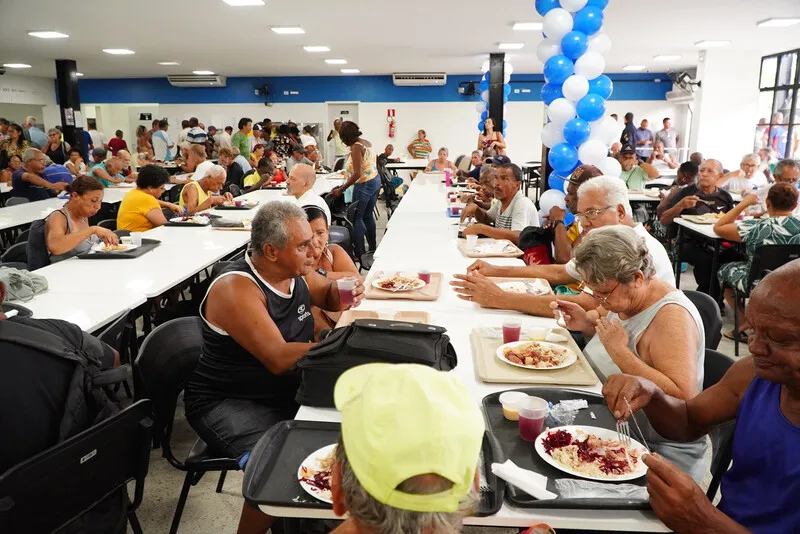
[599,115,623,144]
[541,121,565,148]
[536,38,562,64]
[504,72,512,84]
[476,101,487,113]
[587,32,611,55]
[574,52,606,80]
[563,179,571,194]
[542,8,574,40]
[539,189,567,214]
[562,75,589,102]
[481,90,490,102]
[504,62,514,75]
[600,157,622,177]
[589,118,615,145]
[547,98,577,125]
[560,0,588,12]
[578,139,608,167]
[481,60,491,73]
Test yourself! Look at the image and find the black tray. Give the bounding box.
[242,420,504,517]
[211,218,246,229]
[259,186,286,190]
[165,220,210,227]
[214,202,259,210]
[76,238,161,260]
[2,302,33,318]
[482,387,650,510]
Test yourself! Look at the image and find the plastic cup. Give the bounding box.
[235,200,243,207]
[120,236,132,245]
[418,270,431,284]
[499,391,529,422]
[337,277,357,306]
[518,396,549,441]
[528,327,547,341]
[452,206,461,215]
[502,320,521,344]
[466,234,478,250]
[130,233,143,246]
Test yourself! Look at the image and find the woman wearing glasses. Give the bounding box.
[552,225,708,483]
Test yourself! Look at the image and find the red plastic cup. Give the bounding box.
[518,397,548,441]
[235,200,243,207]
[337,278,357,306]
[418,270,431,284]
[502,320,521,344]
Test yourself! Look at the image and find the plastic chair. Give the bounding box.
[134,317,239,534]
[228,183,242,198]
[98,219,117,231]
[98,311,135,398]
[703,348,737,501]
[14,229,30,245]
[5,197,29,207]
[683,290,723,350]
[210,260,233,280]
[333,158,345,172]
[1,242,27,266]
[0,399,153,534]
[328,225,354,260]
[168,183,185,204]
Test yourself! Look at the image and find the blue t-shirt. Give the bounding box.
[42,164,74,185]
[81,130,93,161]
[11,168,55,201]
[234,155,252,172]
[770,126,788,157]
[26,127,48,149]
[468,164,482,180]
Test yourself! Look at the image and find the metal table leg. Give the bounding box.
[673,225,683,288]
[709,239,722,303]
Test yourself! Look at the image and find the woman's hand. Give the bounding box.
[465,259,498,276]
[166,202,184,215]
[596,317,630,359]
[93,226,120,245]
[550,300,594,333]
[350,279,365,308]
[740,193,759,207]
[330,186,344,198]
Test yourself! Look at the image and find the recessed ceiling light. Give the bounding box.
[271,27,305,35]
[513,22,543,31]
[2,63,32,69]
[76,72,84,77]
[103,49,135,55]
[757,17,800,28]
[653,55,681,61]
[158,61,180,66]
[28,31,69,39]
[623,65,646,71]
[341,68,360,74]
[694,40,730,48]
[193,70,215,75]
[499,43,525,50]
[222,0,264,5]
[325,59,347,65]
[304,46,330,52]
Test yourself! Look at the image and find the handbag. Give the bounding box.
[294,319,457,408]
[519,226,554,266]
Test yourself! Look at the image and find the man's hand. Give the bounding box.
[679,195,699,210]
[549,205,566,223]
[125,173,137,183]
[601,374,659,419]
[461,223,489,236]
[466,259,499,276]
[450,271,504,308]
[51,182,68,192]
[595,316,630,360]
[460,202,480,222]
[211,195,227,206]
[93,226,120,245]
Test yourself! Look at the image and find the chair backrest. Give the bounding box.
[97,219,117,231]
[1,242,27,265]
[643,182,672,190]
[229,183,242,197]
[703,348,735,391]
[168,183,185,204]
[98,311,132,362]
[327,225,354,259]
[683,290,723,350]
[14,229,30,245]
[0,399,152,533]
[134,317,204,466]
[457,155,471,172]
[333,158,345,172]
[702,348,737,500]
[345,200,360,226]
[210,260,233,280]
[5,197,29,207]
[746,244,800,292]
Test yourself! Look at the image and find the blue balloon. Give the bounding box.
[502,120,507,131]
[503,95,509,104]
[548,174,566,191]
[564,212,576,226]
[573,6,604,35]
[480,110,489,121]
[478,120,485,132]
[543,55,574,84]
[586,0,609,8]
[535,0,560,16]
[540,83,563,105]
[483,71,491,81]
[563,118,591,147]
[548,143,579,173]
[503,84,512,96]
[576,94,607,122]
[561,31,589,61]
[588,74,613,100]
[479,79,489,92]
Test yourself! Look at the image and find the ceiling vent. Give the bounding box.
[392,72,447,87]
[167,74,227,87]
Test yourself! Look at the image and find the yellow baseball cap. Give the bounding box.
[334,363,485,513]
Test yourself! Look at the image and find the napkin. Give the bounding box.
[474,241,514,254]
[555,479,648,500]
[491,460,558,500]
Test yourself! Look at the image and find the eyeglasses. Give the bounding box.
[574,205,612,221]
[579,281,619,305]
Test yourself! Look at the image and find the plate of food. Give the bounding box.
[167,215,211,226]
[496,340,577,370]
[216,200,259,210]
[91,243,139,253]
[683,212,724,224]
[497,280,549,296]
[371,273,427,292]
[535,426,648,481]
[297,444,337,504]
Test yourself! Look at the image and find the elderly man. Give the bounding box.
[456,150,483,181]
[619,144,659,189]
[183,144,215,182]
[219,126,233,149]
[285,143,312,175]
[647,141,678,171]
[719,153,768,192]
[654,117,679,154]
[689,151,704,167]
[459,163,539,244]
[609,142,622,158]
[329,364,484,534]
[23,116,47,149]
[452,176,675,317]
[286,163,331,224]
[549,164,603,265]
[377,144,400,166]
[90,156,128,187]
[751,159,800,217]
[634,119,653,159]
[116,150,138,180]
[11,148,68,201]
[179,165,231,214]
[602,260,800,534]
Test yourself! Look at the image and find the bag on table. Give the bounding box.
[294,318,457,408]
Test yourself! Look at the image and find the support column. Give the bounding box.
[55,60,87,157]
[488,53,505,137]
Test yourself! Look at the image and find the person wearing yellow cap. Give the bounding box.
[329,363,485,534]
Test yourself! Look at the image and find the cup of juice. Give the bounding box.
[499,391,529,422]
[502,320,522,344]
[418,270,431,284]
[235,200,243,207]
[518,396,549,441]
[337,277,357,306]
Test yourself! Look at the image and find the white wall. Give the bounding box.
[0,74,61,129]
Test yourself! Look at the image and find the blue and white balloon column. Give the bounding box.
[477,59,513,137]
[536,0,622,216]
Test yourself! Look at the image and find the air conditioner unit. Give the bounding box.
[167,74,227,87]
[665,89,695,104]
[392,73,447,87]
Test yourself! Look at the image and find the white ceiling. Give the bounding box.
[0,0,798,79]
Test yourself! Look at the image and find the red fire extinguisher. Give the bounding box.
[387,108,396,138]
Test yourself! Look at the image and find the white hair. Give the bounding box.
[742,153,759,165]
[205,164,226,179]
[24,116,37,126]
[577,175,632,217]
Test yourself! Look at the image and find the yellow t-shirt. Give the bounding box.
[244,171,261,187]
[565,222,582,292]
[179,180,210,209]
[117,188,161,232]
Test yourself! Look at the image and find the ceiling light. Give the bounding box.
[513,22,543,31]
[499,43,525,50]
[193,70,215,75]
[304,46,330,52]
[158,61,180,66]
[653,54,681,61]
[103,49,135,55]
[222,0,264,5]
[28,31,69,39]
[325,59,347,65]
[623,65,646,71]
[341,68,360,74]
[757,17,800,28]
[271,27,305,35]
[2,63,31,69]
[76,72,84,77]
[694,40,730,48]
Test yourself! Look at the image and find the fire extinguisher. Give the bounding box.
[387,108,396,138]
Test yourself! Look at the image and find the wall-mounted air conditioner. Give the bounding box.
[392,73,447,87]
[665,89,695,104]
[167,75,227,87]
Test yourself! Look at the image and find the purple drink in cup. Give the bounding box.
[518,397,548,441]
[337,278,357,306]
[502,321,521,344]
[418,270,431,284]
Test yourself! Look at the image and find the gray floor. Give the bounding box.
[128,205,747,533]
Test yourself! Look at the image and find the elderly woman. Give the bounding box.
[43,128,70,164]
[424,147,457,173]
[552,225,707,482]
[249,143,265,169]
[117,165,182,232]
[477,117,507,156]
[715,184,800,341]
[136,125,154,158]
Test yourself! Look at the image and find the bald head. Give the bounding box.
[287,163,316,197]
[751,259,800,319]
[190,145,206,159]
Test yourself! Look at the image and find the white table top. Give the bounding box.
[385,159,429,170]
[674,217,724,240]
[7,291,146,333]
[0,198,65,232]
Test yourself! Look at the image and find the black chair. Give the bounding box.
[14,229,30,245]
[0,399,153,534]
[98,311,135,398]
[703,349,737,500]
[333,158,345,172]
[454,155,465,170]
[168,183,185,204]
[98,219,117,231]
[5,197,29,207]
[1,242,27,267]
[360,251,374,272]
[644,182,672,191]
[228,183,242,197]
[328,225,354,260]
[683,290,723,350]
[210,260,233,280]
[733,244,800,355]
[134,317,239,534]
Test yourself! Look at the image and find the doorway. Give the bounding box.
[326,102,359,166]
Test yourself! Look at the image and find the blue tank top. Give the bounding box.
[718,377,800,533]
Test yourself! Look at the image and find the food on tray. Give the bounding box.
[298,446,336,500]
[373,274,426,291]
[687,212,725,223]
[502,341,570,368]
[171,216,208,224]
[100,244,129,252]
[542,429,641,477]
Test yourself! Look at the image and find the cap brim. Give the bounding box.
[334,363,392,411]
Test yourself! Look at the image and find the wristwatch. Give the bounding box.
[551,220,565,229]
[316,268,328,277]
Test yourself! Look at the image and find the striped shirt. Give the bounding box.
[485,191,539,230]
[409,139,432,159]
[187,127,208,145]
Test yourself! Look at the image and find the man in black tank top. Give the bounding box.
[184,201,364,532]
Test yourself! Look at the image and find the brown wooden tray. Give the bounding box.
[457,238,524,258]
[364,272,443,301]
[336,310,431,327]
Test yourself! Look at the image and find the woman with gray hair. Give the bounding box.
[43,127,70,164]
[552,225,708,482]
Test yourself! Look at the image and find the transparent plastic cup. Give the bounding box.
[499,391,529,422]
[502,320,522,344]
[466,234,478,250]
[418,270,431,284]
[519,396,549,441]
[337,277,357,306]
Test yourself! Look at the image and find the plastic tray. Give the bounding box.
[214,202,259,211]
[76,239,161,260]
[242,420,504,517]
[165,220,211,227]
[482,387,649,510]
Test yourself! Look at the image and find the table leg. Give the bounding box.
[709,240,721,302]
[673,226,683,288]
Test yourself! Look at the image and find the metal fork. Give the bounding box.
[616,418,632,446]
[623,397,651,452]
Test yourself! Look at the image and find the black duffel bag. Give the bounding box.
[295,318,457,407]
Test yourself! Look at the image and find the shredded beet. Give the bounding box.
[542,429,573,453]
[299,470,331,492]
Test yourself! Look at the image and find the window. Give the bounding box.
[757,49,800,159]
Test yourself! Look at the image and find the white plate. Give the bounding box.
[91,243,139,253]
[535,425,648,482]
[169,216,210,225]
[497,280,549,296]
[371,275,426,292]
[297,444,337,503]
[496,341,577,370]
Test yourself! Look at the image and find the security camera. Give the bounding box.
[0,67,6,76]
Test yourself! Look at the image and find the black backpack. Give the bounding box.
[295,319,457,408]
[26,216,53,271]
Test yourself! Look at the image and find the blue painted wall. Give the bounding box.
[77,73,671,104]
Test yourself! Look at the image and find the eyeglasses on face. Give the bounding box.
[578,281,620,305]
[575,205,612,221]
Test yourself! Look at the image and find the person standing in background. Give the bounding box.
[87,121,108,151]
[0,118,9,145]
[206,126,218,158]
[654,117,679,156]
[151,120,174,162]
[327,119,348,160]
[232,117,252,160]
[186,117,207,146]
[107,130,128,156]
[137,125,154,158]
[23,116,48,149]
[769,112,789,157]
[262,118,274,139]
[300,125,317,151]
[219,126,233,149]
[620,112,637,148]
[179,120,190,144]
[634,119,653,160]
[249,124,263,152]
[407,129,433,160]
[43,128,70,164]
